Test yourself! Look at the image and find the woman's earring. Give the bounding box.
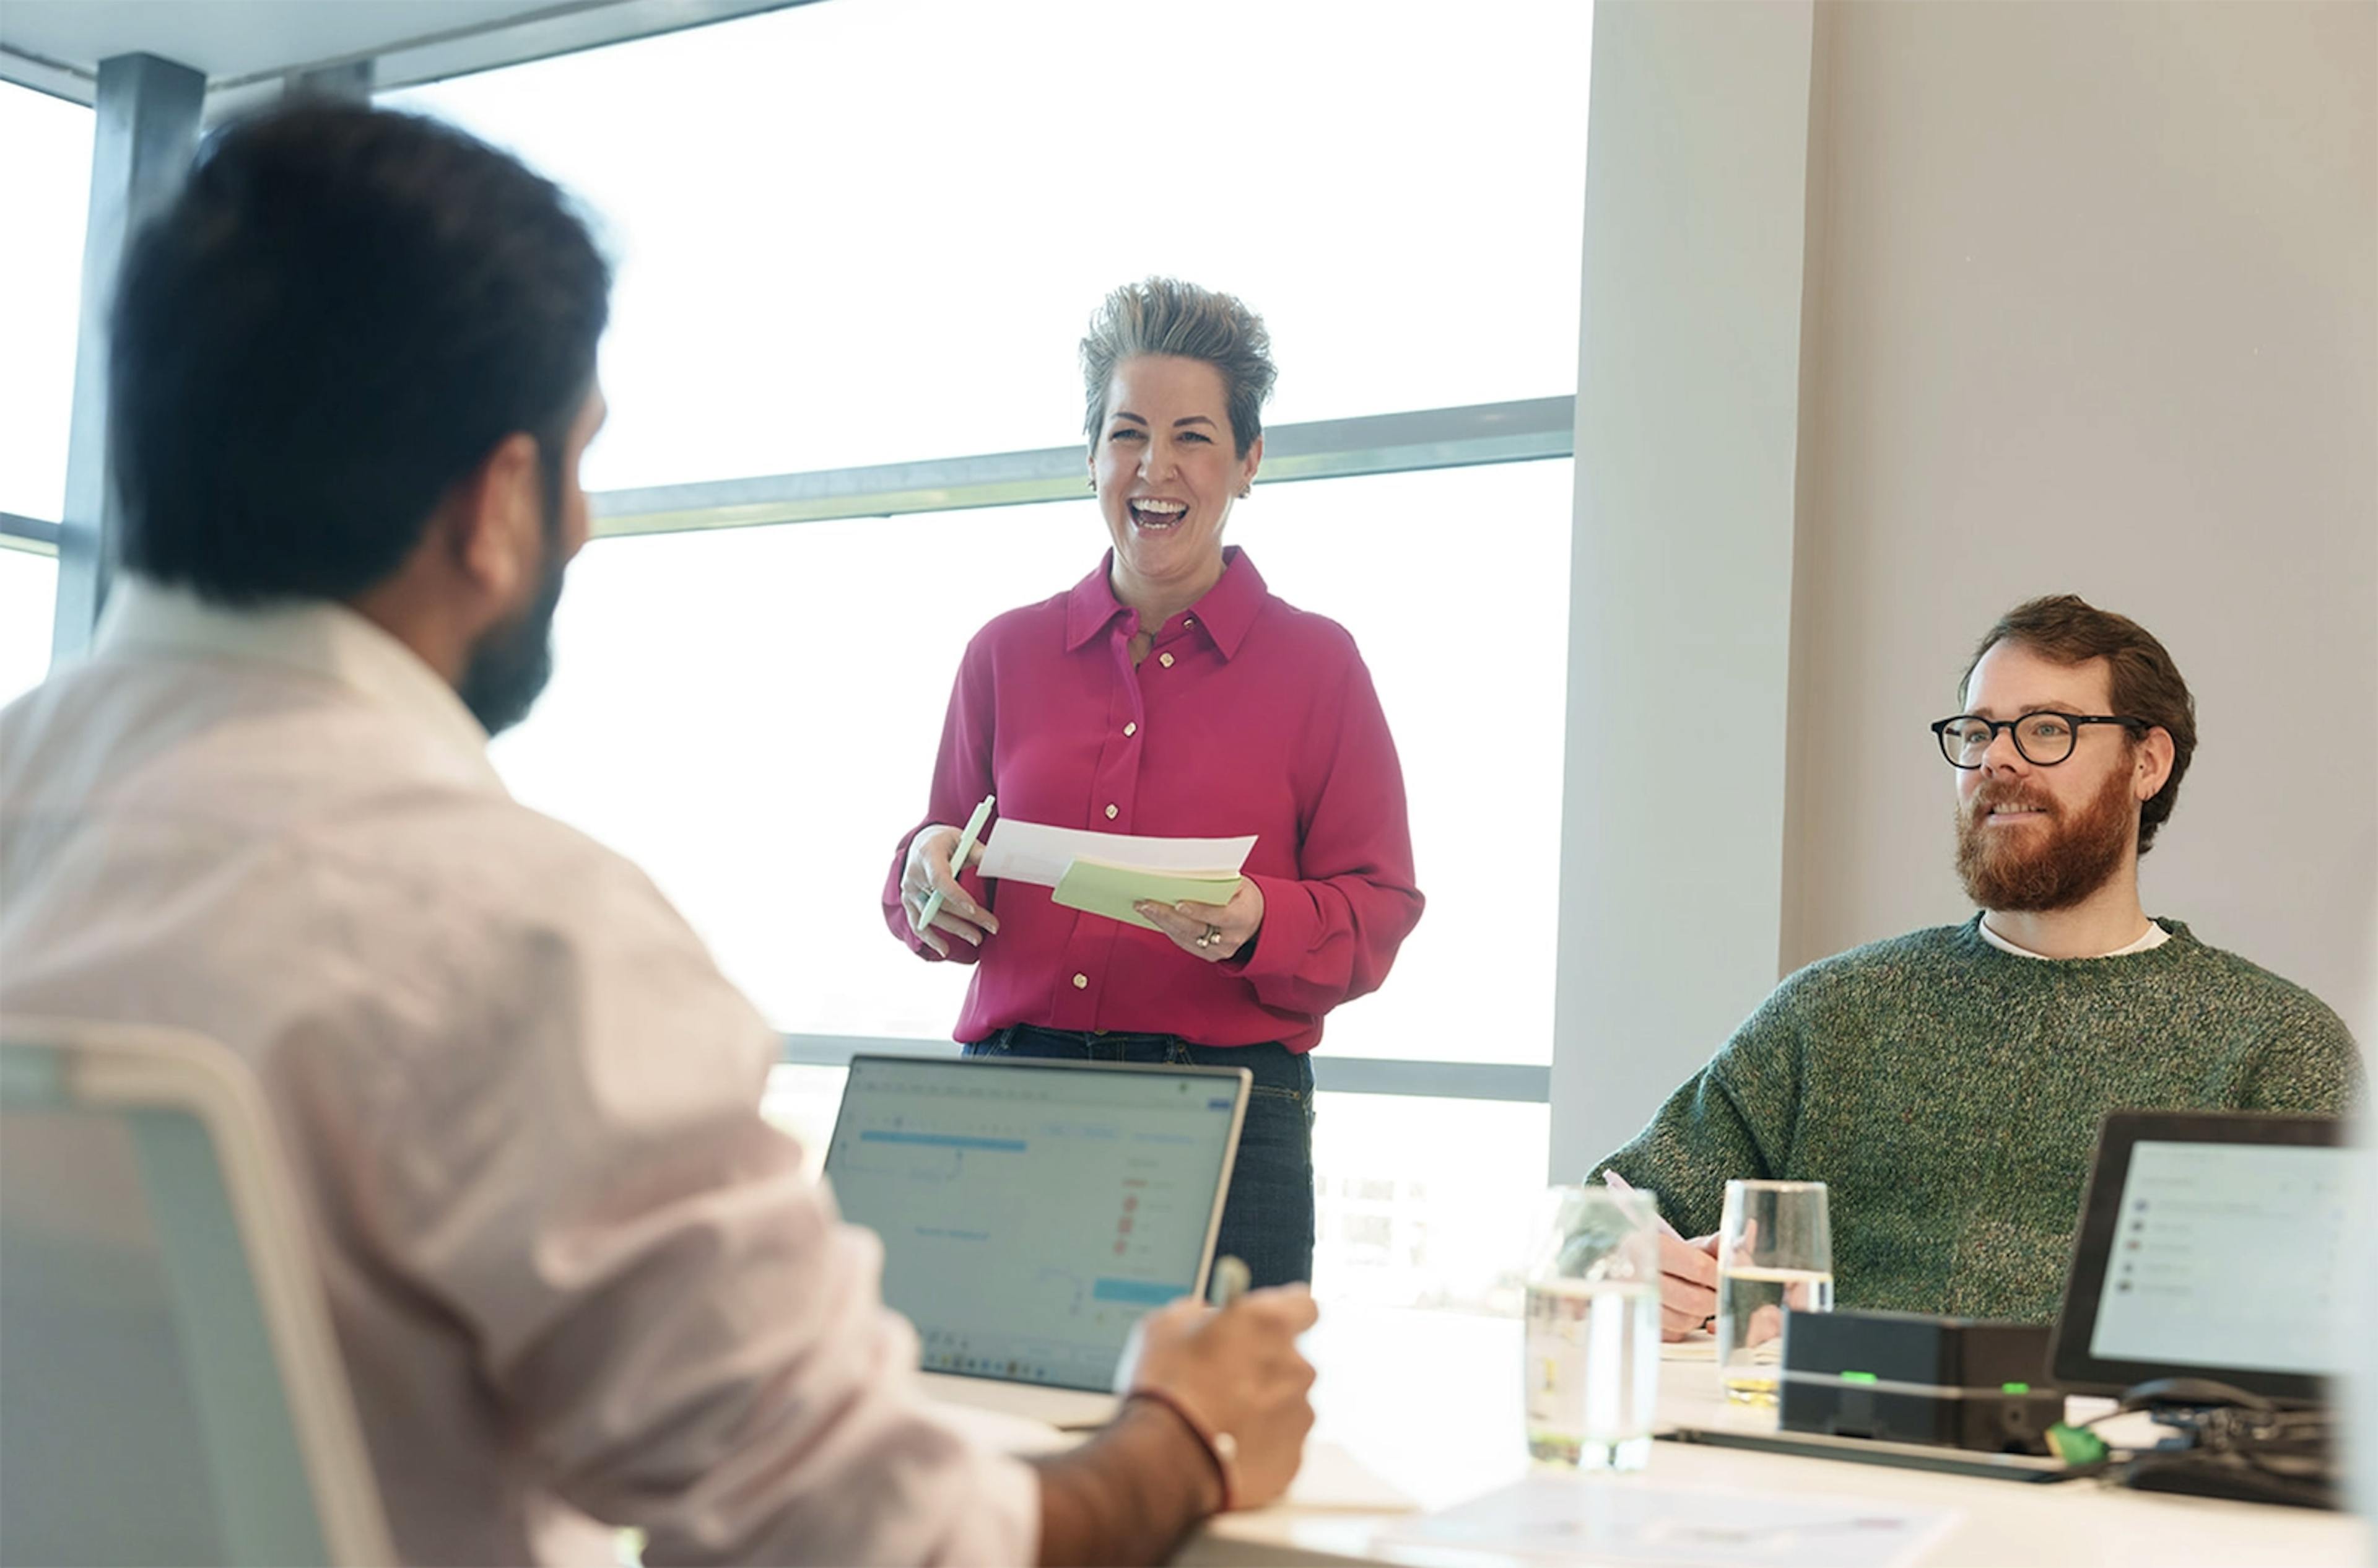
[1237,484,1252,499]
[1086,476,1096,490]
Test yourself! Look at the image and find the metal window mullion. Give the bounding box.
[591,396,1575,541]
[1,515,64,555]
[776,1034,1548,1104]
[53,53,204,662]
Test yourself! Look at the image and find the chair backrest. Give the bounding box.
[0,1017,396,1567]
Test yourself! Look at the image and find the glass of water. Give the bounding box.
[1716,1179,1833,1406]
[1523,1185,1661,1471]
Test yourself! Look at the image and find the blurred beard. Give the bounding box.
[456,546,565,737]
[1954,760,2136,913]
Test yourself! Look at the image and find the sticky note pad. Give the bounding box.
[1053,859,1243,930]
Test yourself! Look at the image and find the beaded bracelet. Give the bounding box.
[1125,1387,1239,1514]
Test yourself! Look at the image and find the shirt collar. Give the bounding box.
[95,577,497,770]
[1061,546,1269,658]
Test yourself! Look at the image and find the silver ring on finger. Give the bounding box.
[1204,924,1222,946]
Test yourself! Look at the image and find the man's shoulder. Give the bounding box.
[1770,921,1984,1007]
[2153,921,2358,1040]
[11,653,680,943]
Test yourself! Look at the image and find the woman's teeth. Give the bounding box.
[1130,499,1187,529]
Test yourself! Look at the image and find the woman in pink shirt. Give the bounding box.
[884,278,1425,1286]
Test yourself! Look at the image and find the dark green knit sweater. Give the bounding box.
[1592,917,2361,1323]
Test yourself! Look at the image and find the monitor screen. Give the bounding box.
[823,1055,1245,1393]
[2086,1138,2353,1377]
[2051,1111,2357,1401]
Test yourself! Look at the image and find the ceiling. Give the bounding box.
[1,0,808,105]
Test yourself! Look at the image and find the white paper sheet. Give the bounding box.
[1374,1476,1959,1568]
[978,819,1257,888]
[1281,1442,1419,1513]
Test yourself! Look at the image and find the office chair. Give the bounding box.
[0,1017,396,1567]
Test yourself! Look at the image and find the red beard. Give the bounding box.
[1954,761,2136,912]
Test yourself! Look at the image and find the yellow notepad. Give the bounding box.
[1052,858,1243,930]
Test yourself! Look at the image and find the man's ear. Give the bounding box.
[444,432,544,604]
[2134,726,2177,803]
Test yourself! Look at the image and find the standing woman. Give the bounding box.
[882,277,1424,1289]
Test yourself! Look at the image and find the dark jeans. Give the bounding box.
[963,1025,1317,1289]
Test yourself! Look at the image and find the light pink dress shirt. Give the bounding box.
[0,581,1036,1567]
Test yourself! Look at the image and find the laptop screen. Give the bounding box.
[823,1055,1247,1393]
[2050,1111,2357,1401]
[2086,1138,2351,1377]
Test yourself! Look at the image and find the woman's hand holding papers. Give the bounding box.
[901,825,998,957]
[1133,879,1266,964]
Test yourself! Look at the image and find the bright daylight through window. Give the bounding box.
[386,0,1590,1312]
[0,80,92,703]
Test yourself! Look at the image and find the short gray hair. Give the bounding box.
[1079,277,1276,458]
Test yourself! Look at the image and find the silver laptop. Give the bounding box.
[823,1053,1248,1428]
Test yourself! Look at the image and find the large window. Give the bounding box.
[0,82,94,525]
[0,550,59,707]
[498,459,1571,1060]
[390,0,1592,1311]
[386,0,1590,490]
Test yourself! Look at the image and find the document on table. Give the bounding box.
[1372,1476,1958,1568]
[1279,1440,1419,1514]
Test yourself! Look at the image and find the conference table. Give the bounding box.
[1180,1303,2364,1567]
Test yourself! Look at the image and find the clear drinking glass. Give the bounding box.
[1715,1179,1834,1406]
[1523,1185,1661,1470]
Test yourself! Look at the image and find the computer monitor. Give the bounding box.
[822,1053,1248,1395]
[2049,1110,2357,1403]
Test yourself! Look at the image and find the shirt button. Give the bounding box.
[1105,804,1119,819]
[1183,617,1195,626]
[1123,722,1136,737]
[1072,973,1089,990]
[1159,652,1175,668]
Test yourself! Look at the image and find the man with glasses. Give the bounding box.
[1594,595,2358,1333]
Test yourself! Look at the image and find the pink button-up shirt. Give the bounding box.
[884,549,1424,1053]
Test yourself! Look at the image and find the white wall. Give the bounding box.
[1554,0,2377,1178]
[1551,0,1817,1175]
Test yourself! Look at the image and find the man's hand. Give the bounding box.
[1656,1231,1720,1341]
[1123,1287,1318,1509]
[1600,1170,1718,1341]
[1034,1288,1318,1565]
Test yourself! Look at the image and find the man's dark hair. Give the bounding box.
[1961,593,2198,853]
[110,100,610,603]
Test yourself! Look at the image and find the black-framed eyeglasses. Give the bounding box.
[1930,712,2149,769]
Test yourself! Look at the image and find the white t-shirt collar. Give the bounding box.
[1979,915,2171,960]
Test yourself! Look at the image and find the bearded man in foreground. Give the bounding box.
[1591,594,2359,1331]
